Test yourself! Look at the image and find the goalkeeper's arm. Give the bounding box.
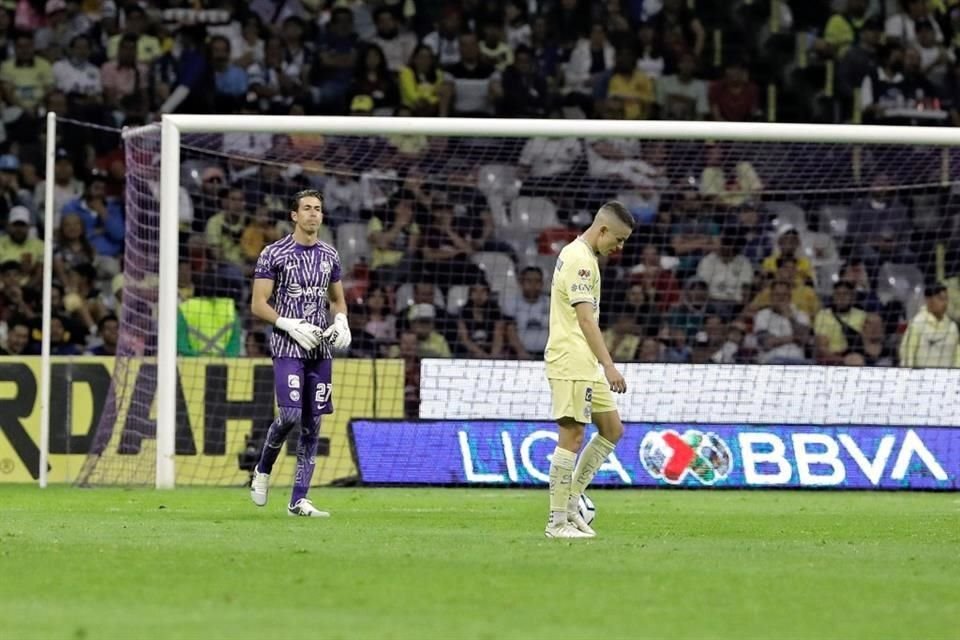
[251,278,323,350]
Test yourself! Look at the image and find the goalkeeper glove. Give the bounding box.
[322,313,352,350]
[275,317,323,351]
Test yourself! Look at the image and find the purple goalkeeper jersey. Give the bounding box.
[254,234,342,360]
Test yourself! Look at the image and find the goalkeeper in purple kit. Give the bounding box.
[249,189,351,517]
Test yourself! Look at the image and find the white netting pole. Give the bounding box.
[156,117,181,489]
[38,111,57,488]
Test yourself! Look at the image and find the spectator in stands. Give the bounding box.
[388,330,421,417]
[849,312,896,366]
[368,189,421,285]
[230,14,266,68]
[502,265,549,357]
[886,0,943,48]
[627,246,679,316]
[915,19,953,89]
[636,22,666,79]
[87,313,118,356]
[418,197,483,287]
[823,0,872,59]
[205,186,249,275]
[36,148,84,226]
[691,314,727,364]
[517,136,583,198]
[860,43,907,122]
[0,206,42,283]
[350,43,399,115]
[813,281,867,364]
[309,7,357,114]
[45,314,80,355]
[761,228,814,285]
[34,0,70,58]
[209,35,248,111]
[837,17,884,106]
[101,33,148,117]
[657,51,709,120]
[637,336,664,363]
[899,283,959,367]
[669,201,721,276]
[321,169,362,228]
[839,258,882,312]
[177,271,242,357]
[423,7,462,67]
[499,45,549,117]
[528,14,561,90]
[154,24,210,115]
[748,255,820,319]
[456,281,505,358]
[711,320,747,364]
[106,5,160,65]
[848,172,914,270]
[699,141,764,208]
[596,44,655,120]
[621,280,662,337]
[667,276,715,339]
[63,262,107,339]
[405,302,452,358]
[397,281,453,339]
[61,174,124,276]
[709,59,761,122]
[479,19,513,72]
[52,34,102,106]
[696,234,754,316]
[248,36,302,114]
[240,204,285,266]
[585,115,663,188]
[2,316,31,355]
[604,312,641,361]
[442,32,501,117]
[370,7,416,73]
[344,301,379,358]
[363,285,397,344]
[649,0,705,60]
[734,203,772,266]
[561,22,614,118]
[753,280,811,364]
[0,31,53,115]
[245,329,268,357]
[52,212,94,285]
[399,44,446,116]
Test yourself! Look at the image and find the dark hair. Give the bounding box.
[373,6,396,21]
[125,4,145,18]
[97,313,118,332]
[513,44,533,58]
[9,315,31,332]
[119,32,140,48]
[355,42,389,80]
[409,43,438,82]
[776,255,798,268]
[72,262,97,284]
[330,7,353,23]
[598,201,635,230]
[925,283,947,297]
[291,189,323,211]
[771,279,792,292]
[833,280,855,292]
[520,265,544,278]
[0,259,22,273]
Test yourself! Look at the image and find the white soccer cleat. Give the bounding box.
[250,470,270,507]
[544,522,593,539]
[567,510,596,537]
[287,498,330,518]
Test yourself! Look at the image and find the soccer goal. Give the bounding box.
[55,115,960,489]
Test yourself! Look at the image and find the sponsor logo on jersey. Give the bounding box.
[578,269,590,279]
[287,374,300,389]
[639,429,733,486]
[287,282,303,298]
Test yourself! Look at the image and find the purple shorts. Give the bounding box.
[273,357,334,415]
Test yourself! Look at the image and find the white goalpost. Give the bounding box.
[52,114,960,489]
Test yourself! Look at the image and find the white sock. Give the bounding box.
[570,435,616,505]
[548,447,577,527]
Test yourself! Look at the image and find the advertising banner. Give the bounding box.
[0,357,404,484]
[350,420,959,490]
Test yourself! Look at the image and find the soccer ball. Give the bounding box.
[578,493,596,525]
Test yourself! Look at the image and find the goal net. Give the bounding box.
[75,116,960,487]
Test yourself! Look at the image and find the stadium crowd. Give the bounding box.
[0,0,958,396]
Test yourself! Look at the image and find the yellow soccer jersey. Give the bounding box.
[545,238,601,380]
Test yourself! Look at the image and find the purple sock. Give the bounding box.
[290,416,321,505]
[256,408,299,475]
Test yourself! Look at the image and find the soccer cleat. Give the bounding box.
[287,498,330,518]
[567,510,596,537]
[250,470,270,507]
[544,522,593,538]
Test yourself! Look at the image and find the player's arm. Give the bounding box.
[574,302,626,393]
[251,277,322,350]
[322,279,352,350]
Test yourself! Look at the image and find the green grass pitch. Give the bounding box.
[1,486,957,640]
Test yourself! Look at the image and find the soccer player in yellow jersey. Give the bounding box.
[544,201,634,538]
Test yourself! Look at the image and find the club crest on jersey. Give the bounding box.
[320,260,332,274]
[289,390,301,402]
[304,302,317,317]
[578,269,590,279]
[287,282,303,298]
